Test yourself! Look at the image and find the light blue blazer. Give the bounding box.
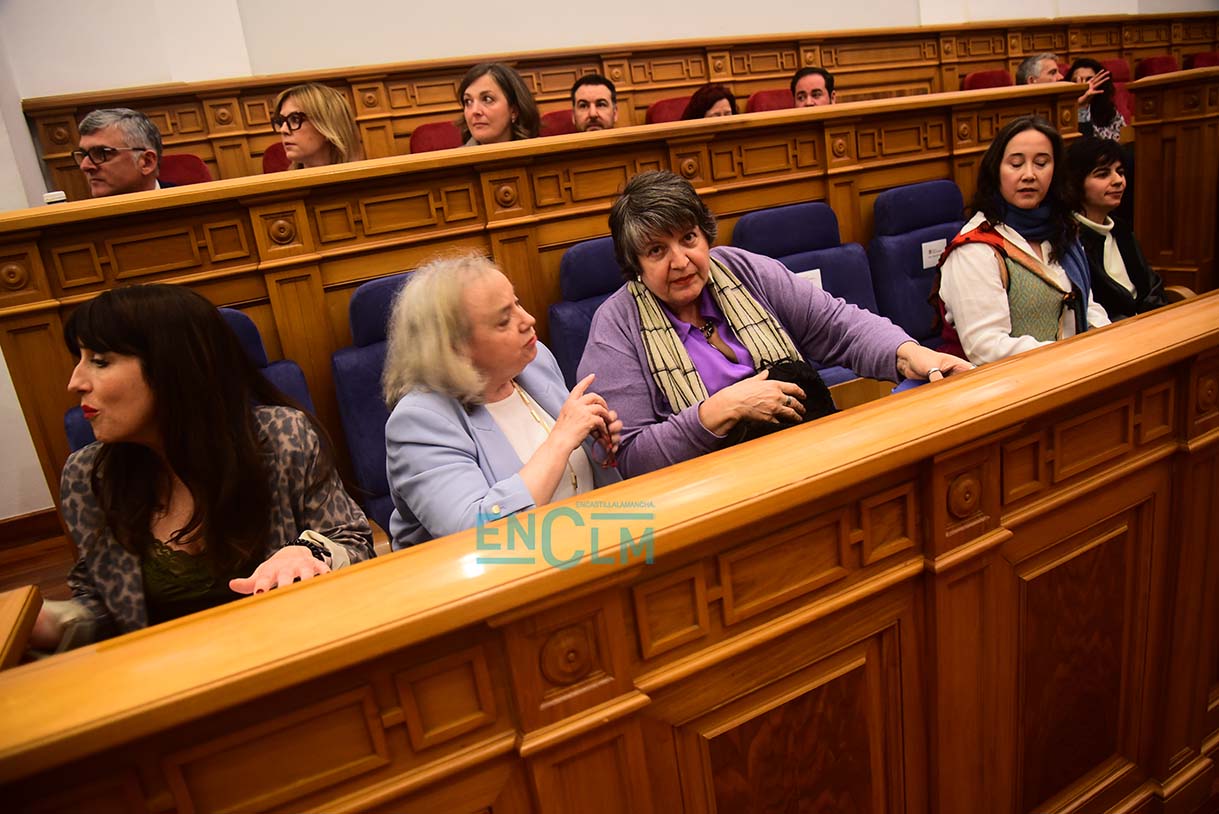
[385,343,621,549]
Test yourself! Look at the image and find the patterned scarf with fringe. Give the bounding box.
[629,258,802,413]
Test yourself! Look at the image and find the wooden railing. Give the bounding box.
[23,12,1218,200]
[0,82,1087,503]
[1,291,1217,813]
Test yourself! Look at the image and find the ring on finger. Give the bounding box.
[927,367,941,377]
[784,395,792,407]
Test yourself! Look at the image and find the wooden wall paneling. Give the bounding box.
[0,311,75,497]
[22,14,1219,199]
[1132,68,1219,294]
[1174,18,1218,65]
[1000,464,1168,812]
[1130,364,1219,814]
[3,295,1219,809]
[648,582,927,814]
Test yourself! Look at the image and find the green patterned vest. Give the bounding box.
[1003,255,1069,342]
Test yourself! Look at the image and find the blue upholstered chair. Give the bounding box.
[867,180,965,348]
[331,272,411,532]
[65,308,315,452]
[730,201,879,386]
[547,237,623,388]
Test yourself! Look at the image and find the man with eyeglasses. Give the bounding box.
[73,109,164,197]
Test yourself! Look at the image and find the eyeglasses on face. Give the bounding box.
[270,112,308,132]
[70,146,148,166]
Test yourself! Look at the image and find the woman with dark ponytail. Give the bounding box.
[32,285,373,650]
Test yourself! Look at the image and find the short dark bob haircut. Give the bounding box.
[609,170,718,280]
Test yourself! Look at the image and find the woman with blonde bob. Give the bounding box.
[272,82,364,168]
[382,253,621,549]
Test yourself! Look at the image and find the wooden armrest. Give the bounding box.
[0,586,41,670]
[828,377,896,410]
[1165,285,1197,303]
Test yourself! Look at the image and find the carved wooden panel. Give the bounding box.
[395,646,497,751]
[728,46,799,76]
[629,53,708,85]
[632,563,710,659]
[529,719,654,814]
[677,628,908,813]
[945,32,1008,61]
[1124,21,1174,49]
[930,440,1001,557]
[19,772,146,814]
[822,38,938,70]
[501,589,634,730]
[0,243,52,308]
[164,686,390,814]
[1071,24,1123,51]
[1000,380,1177,509]
[1001,466,1164,811]
[719,509,852,626]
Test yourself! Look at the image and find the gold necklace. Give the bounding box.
[512,382,578,494]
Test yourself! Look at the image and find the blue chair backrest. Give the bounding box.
[732,202,879,386]
[331,271,412,532]
[65,307,315,451]
[548,237,623,388]
[867,180,966,346]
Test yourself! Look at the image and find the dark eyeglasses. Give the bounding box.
[270,112,308,132]
[70,146,148,166]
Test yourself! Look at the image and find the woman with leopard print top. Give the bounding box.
[32,285,374,650]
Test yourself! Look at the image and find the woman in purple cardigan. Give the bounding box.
[576,171,972,478]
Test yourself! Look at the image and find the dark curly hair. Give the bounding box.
[971,115,1076,262]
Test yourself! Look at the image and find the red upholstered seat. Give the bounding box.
[745,89,794,112]
[262,141,290,173]
[962,69,1013,90]
[1100,59,1135,122]
[541,109,578,137]
[644,96,690,124]
[159,154,212,185]
[1185,51,1219,69]
[410,121,463,153]
[1135,55,1180,79]
[1101,59,1132,83]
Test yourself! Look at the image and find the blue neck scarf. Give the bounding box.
[1000,203,1094,332]
[1002,202,1054,241]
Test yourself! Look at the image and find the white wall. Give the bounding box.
[236,0,922,75]
[0,0,1213,522]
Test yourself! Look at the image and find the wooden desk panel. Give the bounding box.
[0,294,1217,813]
[24,13,1218,200]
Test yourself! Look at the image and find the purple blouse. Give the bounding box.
[662,287,754,394]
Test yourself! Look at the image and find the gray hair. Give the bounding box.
[609,170,718,280]
[381,252,499,406]
[77,108,163,159]
[1016,53,1059,85]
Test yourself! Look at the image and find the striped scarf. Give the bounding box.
[629,258,802,413]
